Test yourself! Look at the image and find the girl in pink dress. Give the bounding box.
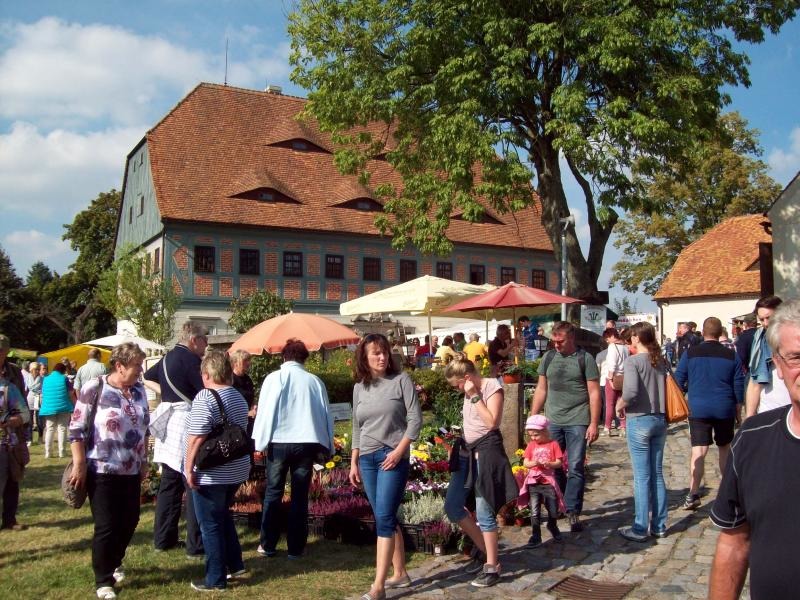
[518,415,566,547]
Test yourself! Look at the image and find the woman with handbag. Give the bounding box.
[68,342,149,600]
[183,350,250,592]
[615,322,668,542]
[601,328,629,437]
[350,333,422,600]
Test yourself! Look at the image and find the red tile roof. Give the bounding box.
[654,214,771,300]
[146,83,552,252]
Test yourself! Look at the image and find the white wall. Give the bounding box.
[658,297,758,342]
[768,173,800,300]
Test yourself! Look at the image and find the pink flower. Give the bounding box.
[106,418,121,432]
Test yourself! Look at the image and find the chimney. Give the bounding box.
[264,84,283,95]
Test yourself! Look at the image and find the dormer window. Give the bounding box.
[452,212,503,225]
[267,138,330,153]
[338,197,382,212]
[292,140,308,151]
[232,187,299,204]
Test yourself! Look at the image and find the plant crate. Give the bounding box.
[232,511,261,529]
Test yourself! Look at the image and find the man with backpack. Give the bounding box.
[530,321,601,533]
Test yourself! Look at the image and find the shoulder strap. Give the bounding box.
[161,353,192,403]
[207,388,230,425]
[540,350,555,377]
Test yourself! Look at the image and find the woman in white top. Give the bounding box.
[601,328,629,436]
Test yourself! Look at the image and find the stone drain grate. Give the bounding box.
[547,575,636,599]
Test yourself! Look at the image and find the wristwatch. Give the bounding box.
[470,394,482,404]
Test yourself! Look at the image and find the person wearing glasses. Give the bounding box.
[350,334,421,600]
[744,295,790,419]
[709,299,800,600]
[673,317,745,511]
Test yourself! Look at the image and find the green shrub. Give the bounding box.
[316,371,355,404]
[410,369,450,411]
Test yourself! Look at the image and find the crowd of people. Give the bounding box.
[0,296,795,599]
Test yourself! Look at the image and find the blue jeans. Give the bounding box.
[549,423,587,514]
[359,446,409,537]
[260,443,319,556]
[444,453,497,532]
[626,414,668,536]
[192,484,244,589]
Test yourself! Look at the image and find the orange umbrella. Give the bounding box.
[229,312,361,355]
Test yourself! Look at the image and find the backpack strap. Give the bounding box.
[540,349,587,383]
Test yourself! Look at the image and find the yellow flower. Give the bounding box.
[333,455,342,463]
[515,449,525,457]
[325,461,335,469]
[512,465,528,475]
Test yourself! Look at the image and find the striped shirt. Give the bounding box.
[185,386,250,486]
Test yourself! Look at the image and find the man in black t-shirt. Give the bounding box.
[709,300,800,600]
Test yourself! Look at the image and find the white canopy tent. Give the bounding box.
[83,333,165,353]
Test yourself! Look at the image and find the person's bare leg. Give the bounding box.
[689,445,709,495]
[483,530,499,567]
[458,515,486,554]
[386,526,409,585]
[369,535,394,596]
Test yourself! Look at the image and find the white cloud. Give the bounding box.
[3,229,75,276]
[768,127,800,186]
[0,121,143,216]
[0,17,293,128]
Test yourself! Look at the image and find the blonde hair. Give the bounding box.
[229,349,251,367]
[201,349,232,384]
[110,342,145,367]
[443,352,477,381]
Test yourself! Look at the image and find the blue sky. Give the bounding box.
[1,1,798,312]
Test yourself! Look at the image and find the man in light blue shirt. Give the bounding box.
[251,339,334,559]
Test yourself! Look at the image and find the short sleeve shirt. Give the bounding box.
[542,350,599,426]
[462,377,503,444]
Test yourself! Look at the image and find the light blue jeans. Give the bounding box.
[625,414,668,536]
[444,454,497,532]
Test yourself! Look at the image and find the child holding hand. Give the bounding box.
[518,415,566,547]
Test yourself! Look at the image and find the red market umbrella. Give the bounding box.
[229,312,361,355]
[444,282,582,322]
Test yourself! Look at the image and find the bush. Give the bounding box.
[410,369,451,411]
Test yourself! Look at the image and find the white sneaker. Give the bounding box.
[96,587,116,599]
[113,568,125,583]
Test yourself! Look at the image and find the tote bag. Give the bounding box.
[665,371,689,423]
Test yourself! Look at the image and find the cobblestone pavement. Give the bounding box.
[364,422,748,599]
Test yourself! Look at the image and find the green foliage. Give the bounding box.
[249,349,356,403]
[0,245,30,346]
[613,297,639,316]
[63,189,120,280]
[228,289,294,334]
[289,1,796,299]
[503,360,538,380]
[98,245,180,344]
[611,112,782,295]
[410,368,452,411]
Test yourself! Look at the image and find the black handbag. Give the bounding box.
[195,388,250,470]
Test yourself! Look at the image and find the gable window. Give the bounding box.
[283,251,303,277]
[469,264,485,285]
[195,246,215,273]
[138,194,144,216]
[500,267,516,285]
[239,249,260,275]
[363,257,381,281]
[399,259,417,282]
[325,254,344,279]
[436,262,453,280]
[153,248,160,274]
[128,206,133,225]
[531,269,547,289]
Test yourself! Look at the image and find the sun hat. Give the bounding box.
[525,415,550,430]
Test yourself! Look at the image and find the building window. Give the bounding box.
[194,246,215,273]
[325,254,344,279]
[500,267,516,285]
[363,257,381,281]
[436,262,453,280]
[532,269,547,289]
[283,251,303,277]
[153,248,160,274]
[138,194,144,216]
[239,249,260,275]
[469,264,485,285]
[128,206,133,224]
[399,259,417,282]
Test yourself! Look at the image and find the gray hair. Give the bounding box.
[110,342,146,367]
[766,299,800,354]
[178,320,209,345]
[229,349,251,367]
[469,333,479,342]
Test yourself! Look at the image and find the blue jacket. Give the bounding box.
[674,340,745,419]
[40,372,74,417]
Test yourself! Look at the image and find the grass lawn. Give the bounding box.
[1,442,426,599]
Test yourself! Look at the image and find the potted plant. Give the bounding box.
[503,360,538,383]
[422,520,452,555]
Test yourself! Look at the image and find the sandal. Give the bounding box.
[385,573,412,588]
[360,590,386,600]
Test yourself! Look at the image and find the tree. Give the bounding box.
[98,246,180,345]
[288,1,796,302]
[613,297,638,317]
[0,245,32,346]
[228,290,294,334]
[610,112,781,295]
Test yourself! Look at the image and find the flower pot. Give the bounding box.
[434,544,443,556]
[502,373,521,384]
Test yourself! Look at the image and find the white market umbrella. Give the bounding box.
[83,333,165,352]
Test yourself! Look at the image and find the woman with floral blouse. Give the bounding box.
[68,343,149,600]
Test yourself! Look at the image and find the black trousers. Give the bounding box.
[153,463,203,554]
[2,476,19,528]
[528,483,559,522]
[88,472,140,588]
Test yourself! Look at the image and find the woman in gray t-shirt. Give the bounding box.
[350,334,421,600]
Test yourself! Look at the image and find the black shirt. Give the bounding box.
[144,344,203,403]
[232,373,255,408]
[711,405,800,599]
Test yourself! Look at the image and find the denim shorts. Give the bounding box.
[444,453,497,532]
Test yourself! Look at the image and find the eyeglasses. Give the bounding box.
[775,349,800,369]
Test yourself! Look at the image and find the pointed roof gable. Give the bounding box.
[654,214,772,300]
[145,83,552,251]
